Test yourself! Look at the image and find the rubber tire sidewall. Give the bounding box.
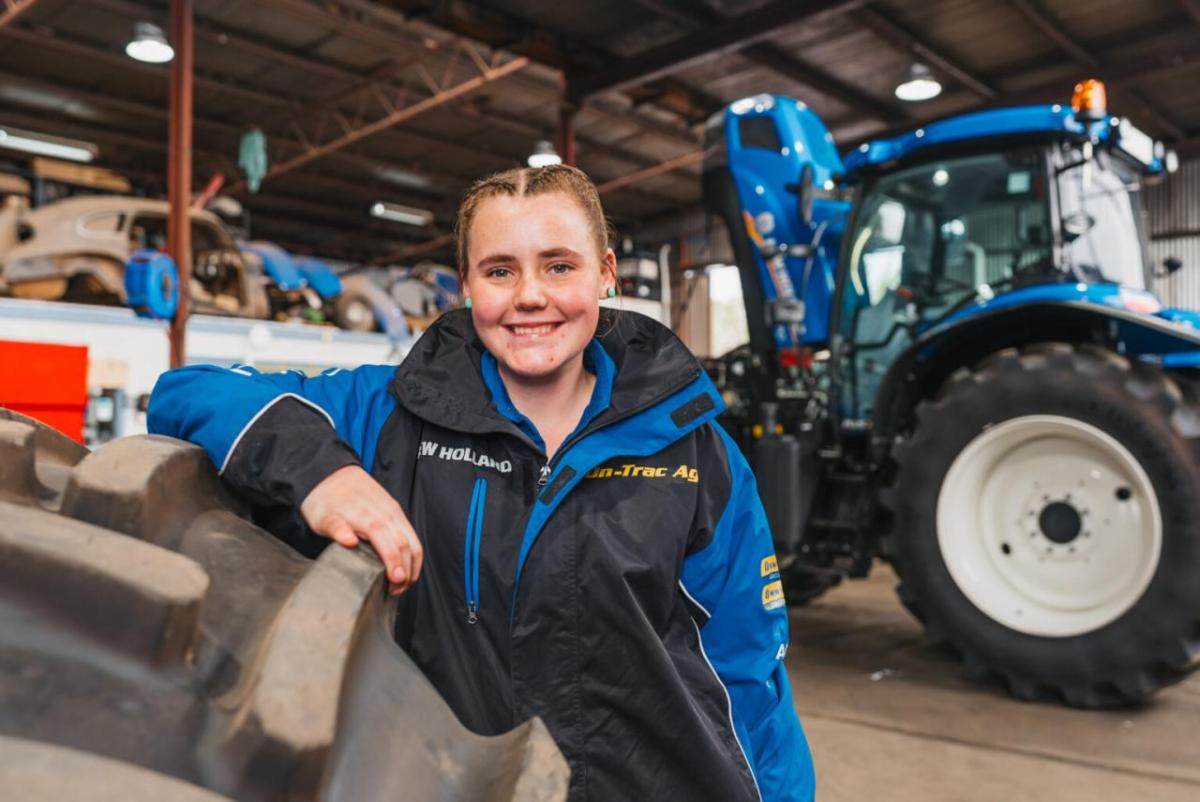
[335,292,378,332]
[889,345,1200,702]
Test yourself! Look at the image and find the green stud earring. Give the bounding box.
[606,287,617,298]
[464,297,472,309]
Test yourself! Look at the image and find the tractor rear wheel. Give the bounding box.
[886,344,1200,706]
[0,409,567,801]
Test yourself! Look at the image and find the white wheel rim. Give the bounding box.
[936,414,1161,637]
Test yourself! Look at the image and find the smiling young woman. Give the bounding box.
[148,164,815,802]
[458,172,616,458]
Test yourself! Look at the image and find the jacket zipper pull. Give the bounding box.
[467,602,478,624]
[537,464,550,487]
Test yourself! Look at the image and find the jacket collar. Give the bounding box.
[390,308,703,440]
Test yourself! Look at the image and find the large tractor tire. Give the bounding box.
[885,344,1200,707]
[0,408,568,801]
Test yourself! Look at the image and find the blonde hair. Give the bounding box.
[455,164,612,276]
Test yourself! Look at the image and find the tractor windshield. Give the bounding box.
[1055,147,1149,289]
[838,147,1053,418]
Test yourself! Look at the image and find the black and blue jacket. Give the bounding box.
[148,309,815,802]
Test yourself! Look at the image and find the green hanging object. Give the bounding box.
[238,127,268,193]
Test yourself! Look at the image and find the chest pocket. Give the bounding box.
[463,477,488,624]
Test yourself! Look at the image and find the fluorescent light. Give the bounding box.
[895,63,941,102]
[527,140,561,168]
[126,22,174,64]
[370,201,434,227]
[0,125,97,162]
[373,166,431,189]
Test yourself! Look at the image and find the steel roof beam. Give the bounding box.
[1107,46,1200,87]
[1004,0,1185,139]
[90,0,361,84]
[257,0,702,145]
[741,43,908,122]
[624,1,906,131]
[225,47,530,192]
[854,6,998,99]
[0,67,464,204]
[0,23,295,110]
[0,103,242,176]
[595,151,704,196]
[568,0,867,102]
[394,0,724,122]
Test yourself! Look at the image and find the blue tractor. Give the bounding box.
[702,81,1199,707]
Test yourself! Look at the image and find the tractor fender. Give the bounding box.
[869,297,1200,456]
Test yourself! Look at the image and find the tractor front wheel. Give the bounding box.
[887,343,1200,706]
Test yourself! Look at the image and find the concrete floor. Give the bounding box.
[785,564,1200,802]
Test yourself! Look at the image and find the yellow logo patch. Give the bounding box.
[761,555,779,577]
[762,580,785,610]
[584,463,699,483]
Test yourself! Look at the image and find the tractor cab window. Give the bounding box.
[1056,148,1148,289]
[839,148,1052,419]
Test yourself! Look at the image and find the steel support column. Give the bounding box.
[167,0,193,368]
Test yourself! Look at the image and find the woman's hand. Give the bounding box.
[300,465,424,595]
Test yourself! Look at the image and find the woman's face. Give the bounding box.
[464,192,615,382]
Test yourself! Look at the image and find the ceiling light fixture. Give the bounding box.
[370,201,434,227]
[895,63,942,102]
[125,22,175,64]
[0,125,97,162]
[527,140,562,168]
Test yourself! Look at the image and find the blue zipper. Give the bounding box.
[463,477,487,624]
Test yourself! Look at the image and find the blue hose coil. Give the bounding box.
[124,249,179,320]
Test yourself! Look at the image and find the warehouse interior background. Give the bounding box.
[4,3,1200,801]
[3,0,1200,315]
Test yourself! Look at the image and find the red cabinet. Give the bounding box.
[0,340,89,442]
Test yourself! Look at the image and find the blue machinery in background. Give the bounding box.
[124,249,179,320]
[242,241,343,300]
[698,81,1200,709]
[710,88,1191,371]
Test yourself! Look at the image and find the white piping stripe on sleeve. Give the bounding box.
[678,579,713,620]
[679,581,763,802]
[218,393,336,475]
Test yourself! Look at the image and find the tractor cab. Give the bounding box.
[837,81,1176,418]
[704,82,1179,422]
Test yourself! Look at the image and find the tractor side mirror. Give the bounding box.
[785,164,816,225]
[798,163,815,226]
[1152,257,1183,279]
